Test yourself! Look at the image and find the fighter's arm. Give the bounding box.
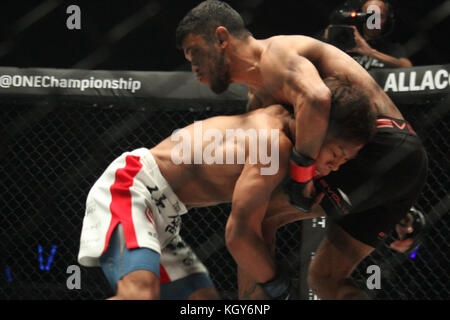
[267,42,332,211]
[225,136,291,285]
[226,165,278,287]
[225,165,285,283]
[279,48,332,159]
[238,188,325,300]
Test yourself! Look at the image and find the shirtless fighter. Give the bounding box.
[176,1,428,299]
[78,78,376,299]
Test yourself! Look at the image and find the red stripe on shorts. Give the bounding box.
[103,155,143,253]
[159,265,171,284]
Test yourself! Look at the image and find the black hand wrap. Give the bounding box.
[259,268,292,300]
[284,148,316,213]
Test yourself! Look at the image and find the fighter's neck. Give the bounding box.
[227,37,266,88]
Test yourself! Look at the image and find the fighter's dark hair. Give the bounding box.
[176,0,252,49]
[324,76,377,145]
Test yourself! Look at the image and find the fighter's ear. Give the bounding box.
[215,26,230,49]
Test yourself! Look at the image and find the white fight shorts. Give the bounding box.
[78,148,210,283]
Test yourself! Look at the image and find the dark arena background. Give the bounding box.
[0,0,449,301]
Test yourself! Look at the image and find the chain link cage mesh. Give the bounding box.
[0,94,448,300]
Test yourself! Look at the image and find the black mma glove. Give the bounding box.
[284,148,316,213]
[386,206,427,255]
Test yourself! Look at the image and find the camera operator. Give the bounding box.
[323,0,412,70]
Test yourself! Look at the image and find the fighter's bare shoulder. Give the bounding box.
[259,35,328,75]
[265,35,326,54]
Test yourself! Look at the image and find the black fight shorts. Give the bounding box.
[316,116,429,247]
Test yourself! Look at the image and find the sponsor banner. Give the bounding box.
[0,65,448,107]
[370,64,450,104]
[0,67,248,110]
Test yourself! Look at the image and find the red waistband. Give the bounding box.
[376,118,416,134]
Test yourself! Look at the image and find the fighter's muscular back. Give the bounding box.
[150,105,293,209]
[250,35,403,119]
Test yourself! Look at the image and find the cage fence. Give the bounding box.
[0,91,448,300]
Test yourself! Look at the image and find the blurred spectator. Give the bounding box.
[322,0,412,70]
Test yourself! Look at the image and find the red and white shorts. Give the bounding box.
[78,148,209,282]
